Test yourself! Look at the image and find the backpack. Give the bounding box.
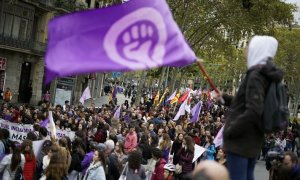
[262,82,289,133]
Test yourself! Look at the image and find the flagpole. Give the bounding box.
[196,59,224,104]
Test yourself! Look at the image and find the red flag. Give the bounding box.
[178,90,190,104]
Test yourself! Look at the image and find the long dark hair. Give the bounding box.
[11,142,21,171]
[184,136,195,153]
[95,149,106,168]
[175,133,183,143]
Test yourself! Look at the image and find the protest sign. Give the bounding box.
[0,119,75,143]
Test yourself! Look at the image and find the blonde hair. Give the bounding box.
[160,134,171,150]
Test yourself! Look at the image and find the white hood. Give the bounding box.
[247,35,278,69]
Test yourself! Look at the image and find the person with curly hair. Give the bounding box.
[40,149,68,180]
[121,150,146,180]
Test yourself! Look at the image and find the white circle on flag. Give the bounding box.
[103,8,167,69]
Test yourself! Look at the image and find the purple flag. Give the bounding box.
[124,114,130,124]
[112,85,118,99]
[45,0,196,83]
[207,100,213,110]
[190,101,202,123]
[40,118,49,127]
[113,106,121,119]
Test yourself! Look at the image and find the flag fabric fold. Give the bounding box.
[45,0,196,83]
[154,91,160,106]
[166,90,177,102]
[173,97,189,121]
[113,106,121,119]
[48,111,57,139]
[170,91,180,104]
[178,90,190,104]
[80,87,92,105]
[213,126,224,148]
[40,118,49,127]
[190,101,202,123]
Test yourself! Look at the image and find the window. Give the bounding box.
[12,16,21,38]
[19,19,28,40]
[3,14,13,36]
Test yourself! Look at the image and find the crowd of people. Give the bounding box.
[0,84,298,180]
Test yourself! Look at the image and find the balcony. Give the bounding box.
[0,35,46,56]
[25,0,77,12]
[0,34,33,50]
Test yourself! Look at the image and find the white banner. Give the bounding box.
[0,119,75,143]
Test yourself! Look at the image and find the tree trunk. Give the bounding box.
[158,67,166,88]
[135,72,147,106]
[170,68,179,93]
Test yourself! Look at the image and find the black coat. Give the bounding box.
[223,61,283,158]
[171,140,182,165]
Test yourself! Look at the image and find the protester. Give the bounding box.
[159,134,172,162]
[151,148,166,180]
[163,163,176,180]
[21,139,36,180]
[124,124,138,154]
[221,35,283,180]
[0,142,25,180]
[202,135,216,161]
[171,133,183,165]
[121,150,146,180]
[4,88,12,103]
[216,148,227,166]
[40,145,68,180]
[178,136,195,179]
[83,149,106,180]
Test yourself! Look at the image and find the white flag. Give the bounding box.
[80,87,92,104]
[48,111,57,139]
[173,98,189,121]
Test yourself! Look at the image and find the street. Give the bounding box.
[255,160,269,180]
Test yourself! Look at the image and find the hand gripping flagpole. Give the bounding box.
[196,59,225,104]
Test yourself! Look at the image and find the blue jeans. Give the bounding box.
[227,151,256,180]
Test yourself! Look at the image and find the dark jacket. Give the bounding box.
[69,149,84,173]
[138,143,152,164]
[178,148,194,173]
[223,61,283,158]
[170,140,182,165]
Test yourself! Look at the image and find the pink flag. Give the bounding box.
[213,126,224,148]
[80,87,92,104]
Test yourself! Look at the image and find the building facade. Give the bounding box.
[0,0,56,104]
